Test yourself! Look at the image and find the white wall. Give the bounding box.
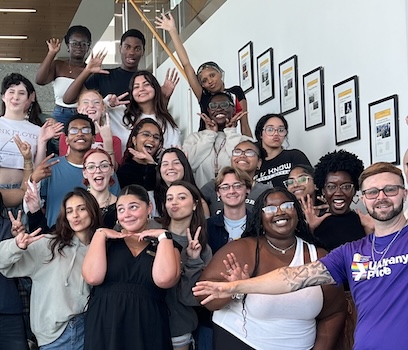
[156,0,408,170]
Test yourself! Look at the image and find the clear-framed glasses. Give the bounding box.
[232,148,258,157]
[137,131,161,141]
[263,126,287,136]
[324,183,354,194]
[69,41,90,49]
[218,182,244,192]
[262,201,295,214]
[208,101,232,111]
[84,162,112,174]
[362,185,405,199]
[81,99,102,107]
[283,175,311,188]
[68,127,92,135]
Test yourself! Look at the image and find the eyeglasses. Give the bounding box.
[263,126,287,136]
[324,183,354,194]
[137,131,161,141]
[232,149,258,157]
[69,41,90,48]
[262,201,295,214]
[218,182,244,192]
[68,127,92,135]
[361,185,405,199]
[208,101,232,111]
[283,176,311,188]
[84,162,112,174]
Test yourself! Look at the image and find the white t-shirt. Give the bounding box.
[0,118,40,169]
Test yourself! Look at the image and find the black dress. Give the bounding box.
[84,239,172,350]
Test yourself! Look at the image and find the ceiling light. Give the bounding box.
[0,35,28,40]
[0,8,36,13]
[142,9,151,12]
[0,57,21,61]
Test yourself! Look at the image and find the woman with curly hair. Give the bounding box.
[197,187,345,349]
[0,187,102,349]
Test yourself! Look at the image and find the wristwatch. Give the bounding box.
[158,231,173,242]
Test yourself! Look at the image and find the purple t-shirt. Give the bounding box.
[320,226,408,350]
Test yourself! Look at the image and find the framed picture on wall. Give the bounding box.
[238,41,254,93]
[303,67,325,130]
[279,55,298,115]
[368,94,399,164]
[256,48,274,105]
[333,75,360,145]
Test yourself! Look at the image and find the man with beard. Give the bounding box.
[193,162,408,350]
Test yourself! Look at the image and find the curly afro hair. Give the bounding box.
[314,149,364,191]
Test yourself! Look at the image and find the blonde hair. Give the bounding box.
[78,89,106,125]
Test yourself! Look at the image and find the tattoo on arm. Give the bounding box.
[278,261,336,292]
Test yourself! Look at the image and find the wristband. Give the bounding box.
[158,231,173,242]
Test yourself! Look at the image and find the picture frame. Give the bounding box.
[256,48,274,105]
[333,75,360,145]
[279,55,298,115]
[303,67,325,130]
[368,94,399,164]
[238,41,254,93]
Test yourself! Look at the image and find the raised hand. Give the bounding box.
[39,119,64,142]
[85,50,110,75]
[355,209,375,235]
[96,228,134,240]
[8,210,26,237]
[14,135,32,161]
[106,92,130,108]
[225,111,247,128]
[186,226,202,259]
[155,12,177,32]
[161,68,179,98]
[95,113,112,142]
[31,154,60,182]
[15,228,43,250]
[46,38,61,54]
[300,194,331,232]
[220,253,250,282]
[199,113,218,132]
[128,147,156,165]
[24,181,42,214]
[192,280,236,305]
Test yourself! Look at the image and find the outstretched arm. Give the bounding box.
[155,13,203,100]
[35,38,61,85]
[193,260,336,304]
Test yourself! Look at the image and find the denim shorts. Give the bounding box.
[40,313,85,350]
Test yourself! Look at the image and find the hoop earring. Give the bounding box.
[352,195,359,205]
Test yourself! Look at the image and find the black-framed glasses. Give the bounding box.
[68,127,92,135]
[362,185,405,199]
[84,162,112,174]
[232,149,258,157]
[69,41,90,48]
[218,182,244,192]
[137,131,161,141]
[324,183,354,194]
[283,176,311,188]
[262,202,295,214]
[263,126,287,136]
[208,101,232,111]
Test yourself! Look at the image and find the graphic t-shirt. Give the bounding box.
[320,226,408,350]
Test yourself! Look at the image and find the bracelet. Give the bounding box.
[231,293,244,300]
[158,231,173,242]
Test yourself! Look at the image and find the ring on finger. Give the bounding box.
[226,269,232,274]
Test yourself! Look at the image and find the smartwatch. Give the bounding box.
[158,231,173,242]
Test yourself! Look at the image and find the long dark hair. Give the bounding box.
[122,118,163,164]
[162,180,208,247]
[122,70,178,131]
[48,188,102,261]
[154,148,198,217]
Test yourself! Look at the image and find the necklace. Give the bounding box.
[371,223,407,265]
[100,192,112,214]
[266,238,296,254]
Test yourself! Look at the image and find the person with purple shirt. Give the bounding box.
[194,162,408,350]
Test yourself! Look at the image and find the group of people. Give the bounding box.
[0,13,407,350]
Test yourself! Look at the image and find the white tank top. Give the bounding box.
[52,77,78,108]
[213,236,323,350]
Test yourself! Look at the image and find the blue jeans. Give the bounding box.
[40,314,84,350]
[0,314,29,350]
[53,105,77,126]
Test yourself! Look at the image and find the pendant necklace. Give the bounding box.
[100,192,112,215]
[266,238,296,254]
[371,223,407,265]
